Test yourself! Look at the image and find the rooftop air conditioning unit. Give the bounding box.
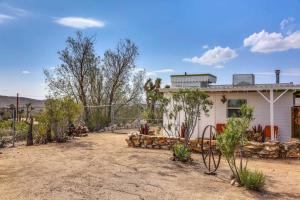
[171,73,217,88]
[233,74,255,86]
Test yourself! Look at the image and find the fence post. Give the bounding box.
[12,108,16,147]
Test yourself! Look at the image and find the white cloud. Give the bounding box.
[202,44,209,49]
[0,4,28,24]
[183,46,238,65]
[21,70,30,74]
[280,17,294,30]
[0,14,14,23]
[54,17,105,29]
[243,30,300,53]
[214,65,224,69]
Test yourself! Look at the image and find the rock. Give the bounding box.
[230,179,236,186]
[161,145,169,150]
[125,134,300,159]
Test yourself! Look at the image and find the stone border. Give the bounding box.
[126,133,300,159]
[125,133,215,153]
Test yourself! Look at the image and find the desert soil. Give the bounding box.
[1,132,300,200]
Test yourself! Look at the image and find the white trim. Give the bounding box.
[256,90,271,103]
[161,84,300,93]
[256,89,291,141]
[270,89,274,141]
[274,89,289,103]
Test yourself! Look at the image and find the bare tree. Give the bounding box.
[88,66,104,106]
[45,32,100,122]
[102,39,141,122]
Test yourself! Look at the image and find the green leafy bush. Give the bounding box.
[171,142,191,162]
[34,112,50,144]
[217,104,254,184]
[15,121,28,141]
[0,120,12,129]
[34,97,82,143]
[239,168,265,191]
[0,120,28,141]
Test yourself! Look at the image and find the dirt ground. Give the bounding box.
[1,133,300,200]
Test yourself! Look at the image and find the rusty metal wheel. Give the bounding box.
[201,125,221,175]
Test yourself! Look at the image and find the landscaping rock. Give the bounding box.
[125,134,300,159]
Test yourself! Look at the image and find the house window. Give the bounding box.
[227,99,247,118]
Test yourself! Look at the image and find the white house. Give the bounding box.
[161,72,300,142]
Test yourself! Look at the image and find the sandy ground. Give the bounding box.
[1,132,300,200]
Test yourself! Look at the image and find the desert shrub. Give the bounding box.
[239,168,265,191]
[15,121,28,141]
[47,97,82,142]
[171,142,191,162]
[0,120,28,141]
[0,120,12,139]
[86,109,110,131]
[34,97,82,143]
[0,120,11,129]
[34,112,50,144]
[217,104,254,184]
[160,89,212,146]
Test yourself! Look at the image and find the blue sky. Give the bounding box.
[0,0,300,99]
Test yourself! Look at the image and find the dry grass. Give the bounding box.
[0,132,300,200]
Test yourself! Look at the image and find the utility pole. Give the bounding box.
[16,93,19,122]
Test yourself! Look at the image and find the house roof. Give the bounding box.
[160,83,300,93]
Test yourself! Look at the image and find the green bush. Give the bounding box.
[171,142,191,162]
[15,121,28,141]
[216,104,254,184]
[0,120,28,141]
[0,120,12,129]
[240,168,265,191]
[34,112,50,144]
[34,97,82,143]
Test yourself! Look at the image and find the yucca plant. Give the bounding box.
[171,142,191,162]
[239,168,265,191]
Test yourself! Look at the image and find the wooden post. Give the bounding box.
[26,117,33,146]
[270,89,274,141]
[12,108,16,147]
[16,93,19,122]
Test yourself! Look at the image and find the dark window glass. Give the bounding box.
[227,109,242,118]
[227,99,247,118]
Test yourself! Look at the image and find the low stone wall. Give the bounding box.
[243,141,300,158]
[125,133,214,153]
[126,133,300,159]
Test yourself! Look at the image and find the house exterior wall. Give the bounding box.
[163,91,294,142]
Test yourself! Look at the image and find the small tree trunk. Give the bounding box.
[46,126,52,143]
[26,117,33,146]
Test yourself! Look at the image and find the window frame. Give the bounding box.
[226,99,247,118]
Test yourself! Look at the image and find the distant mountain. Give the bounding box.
[0,95,45,109]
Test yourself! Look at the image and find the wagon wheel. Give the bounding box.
[201,125,221,175]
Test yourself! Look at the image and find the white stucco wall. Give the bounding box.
[163,91,294,141]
